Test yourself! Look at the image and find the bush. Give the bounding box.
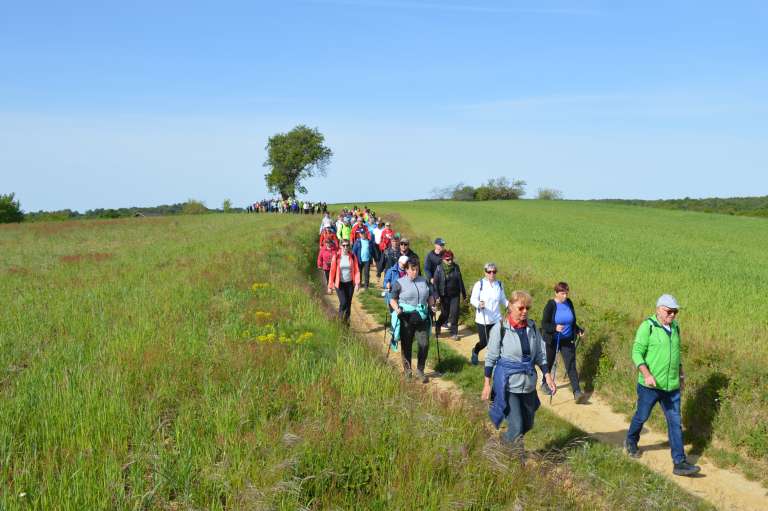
[537,188,564,200]
[182,199,208,215]
[0,193,24,223]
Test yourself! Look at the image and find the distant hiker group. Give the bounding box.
[314,205,700,477]
[248,198,327,214]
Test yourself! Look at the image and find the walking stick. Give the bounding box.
[549,332,561,405]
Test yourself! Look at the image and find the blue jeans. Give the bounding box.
[626,384,685,464]
[503,391,540,443]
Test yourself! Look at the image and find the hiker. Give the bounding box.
[381,236,402,288]
[482,290,555,449]
[372,221,384,277]
[390,258,435,383]
[351,217,370,243]
[318,226,339,250]
[317,239,335,292]
[338,217,352,242]
[423,237,445,284]
[625,294,701,477]
[541,282,587,404]
[398,238,420,272]
[432,250,467,340]
[377,222,396,278]
[327,240,360,324]
[319,212,333,233]
[383,255,410,352]
[469,263,509,365]
[352,233,375,290]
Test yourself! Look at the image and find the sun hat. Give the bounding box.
[398,255,410,265]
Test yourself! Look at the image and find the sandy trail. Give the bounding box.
[322,272,767,511]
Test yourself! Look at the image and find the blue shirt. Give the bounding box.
[554,302,575,339]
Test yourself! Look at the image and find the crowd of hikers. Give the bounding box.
[248,198,327,214]
[314,205,701,477]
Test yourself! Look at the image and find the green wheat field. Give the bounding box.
[2,202,761,509]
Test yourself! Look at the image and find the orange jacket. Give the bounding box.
[328,251,360,289]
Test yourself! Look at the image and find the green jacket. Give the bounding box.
[339,224,351,240]
[631,315,681,391]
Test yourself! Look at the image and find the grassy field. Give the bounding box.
[366,200,768,476]
[1,213,713,510]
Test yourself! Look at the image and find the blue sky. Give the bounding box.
[2,0,767,211]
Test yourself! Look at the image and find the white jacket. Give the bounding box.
[470,278,508,324]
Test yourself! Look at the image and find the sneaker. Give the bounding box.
[673,461,701,476]
[624,439,640,458]
[403,369,413,379]
[540,383,552,396]
[574,391,588,404]
[452,334,460,341]
[470,351,479,365]
[415,369,429,384]
[380,291,386,297]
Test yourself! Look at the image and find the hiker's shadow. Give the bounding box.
[683,371,730,456]
[579,334,606,392]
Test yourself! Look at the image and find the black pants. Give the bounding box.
[321,269,330,288]
[543,338,581,393]
[336,281,354,323]
[473,322,498,354]
[436,294,461,335]
[359,260,370,288]
[400,321,429,372]
[372,245,383,276]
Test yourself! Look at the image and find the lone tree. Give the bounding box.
[263,125,333,199]
[0,193,24,223]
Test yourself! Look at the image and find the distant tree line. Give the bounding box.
[600,196,768,218]
[10,197,245,223]
[430,177,564,201]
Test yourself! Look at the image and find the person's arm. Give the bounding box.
[568,299,584,335]
[632,320,656,387]
[541,300,556,335]
[534,325,557,394]
[499,285,509,309]
[458,267,467,300]
[389,282,402,313]
[469,281,481,308]
[481,324,503,400]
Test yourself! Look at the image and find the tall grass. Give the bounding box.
[366,200,768,471]
[0,214,609,509]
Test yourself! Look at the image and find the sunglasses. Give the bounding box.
[341,244,350,247]
[444,259,453,262]
[485,270,496,274]
[400,243,409,246]
[663,308,679,315]
[516,305,531,311]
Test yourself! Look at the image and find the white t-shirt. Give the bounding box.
[340,255,353,283]
[373,227,383,244]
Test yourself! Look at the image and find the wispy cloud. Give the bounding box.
[303,0,600,16]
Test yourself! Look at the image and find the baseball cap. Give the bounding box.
[656,294,681,309]
[385,221,391,226]
[434,238,445,246]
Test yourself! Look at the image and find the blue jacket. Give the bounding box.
[352,238,375,264]
[488,357,536,429]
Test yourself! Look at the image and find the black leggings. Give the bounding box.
[544,338,581,394]
[473,322,497,354]
[336,281,354,323]
[436,294,461,335]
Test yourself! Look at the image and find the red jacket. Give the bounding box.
[319,231,339,250]
[351,224,370,243]
[317,246,335,271]
[328,251,361,289]
[379,227,395,250]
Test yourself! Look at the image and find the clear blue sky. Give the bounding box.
[2,1,767,211]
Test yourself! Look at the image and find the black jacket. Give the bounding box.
[424,250,444,281]
[433,262,467,299]
[541,298,582,344]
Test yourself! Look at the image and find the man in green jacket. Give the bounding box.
[625,294,701,476]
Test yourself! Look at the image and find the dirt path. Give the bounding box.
[323,273,767,511]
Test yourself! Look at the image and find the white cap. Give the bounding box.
[398,255,410,266]
[656,294,681,309]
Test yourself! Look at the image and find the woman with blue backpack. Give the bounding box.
[352,234,375,290]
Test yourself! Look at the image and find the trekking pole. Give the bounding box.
[549,332,561,405]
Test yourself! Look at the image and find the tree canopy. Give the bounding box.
[263,125,333,199]
[0,193,24,223]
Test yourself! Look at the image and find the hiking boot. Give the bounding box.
[540,383,552,396]
[624,439,640,458]
[574,391,588,404]
[673,460,701,476]
[415,369,429,384]
[403,369,413,379]
[470,351,479,365]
